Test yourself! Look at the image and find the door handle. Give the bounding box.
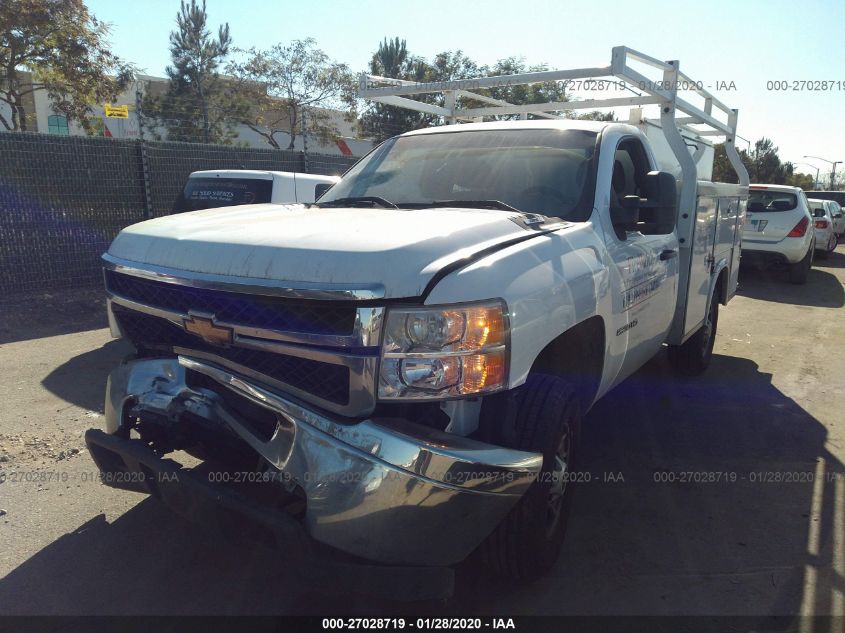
[659,249,678,261]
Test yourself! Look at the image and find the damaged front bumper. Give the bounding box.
[87,356,542,570]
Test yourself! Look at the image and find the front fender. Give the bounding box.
[424,223,611,390]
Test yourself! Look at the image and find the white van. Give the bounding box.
[172,170,340,213]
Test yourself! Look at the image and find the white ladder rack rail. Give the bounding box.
[358,45,750,202]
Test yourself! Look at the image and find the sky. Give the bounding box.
[86,0,845,179]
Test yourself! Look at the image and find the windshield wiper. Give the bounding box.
[399,199,522,212]
[317,196,397,208]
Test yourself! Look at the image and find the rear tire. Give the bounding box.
[667,288,719,376]
[477,374,581,583]
[816,236,835,259]
[789,246,813,284]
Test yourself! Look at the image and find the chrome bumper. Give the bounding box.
[99,356,543,566]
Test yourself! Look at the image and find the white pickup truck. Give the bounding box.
[86,47,749,597]
[172,169,340,213]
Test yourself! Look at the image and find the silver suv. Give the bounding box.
[741,184,815,284]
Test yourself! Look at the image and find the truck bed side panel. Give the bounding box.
[714,195,744,301]
[671,181,747,343]
[683,195,718,336]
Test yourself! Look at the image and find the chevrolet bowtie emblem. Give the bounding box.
[183,315,233,346]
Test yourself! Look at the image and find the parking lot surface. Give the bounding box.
[1,251,844,616]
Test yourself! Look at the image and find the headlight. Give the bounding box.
[378,301,509,400]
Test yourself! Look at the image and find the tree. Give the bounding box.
[575,110,615,122]
[712,143,748,183]
[462,57,612,121]
[712,138,825,189]
[784,168,814,190]
[361,40,584,140]
[360,38,433,142]
[227,39,356,150]
[0,0,133,132]
[483,57,569,119]
[143,0,232,143]
[747,137,787,183]
[430,50,484,84]
[713,139,799,185]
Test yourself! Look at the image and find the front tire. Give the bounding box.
[667,288,719,376]
[789,245,813,284]
[477,374,581,583]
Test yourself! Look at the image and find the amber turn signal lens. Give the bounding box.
[463,306,505,350]
[462,349,507,393]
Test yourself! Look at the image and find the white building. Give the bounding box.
[1,73,373,157]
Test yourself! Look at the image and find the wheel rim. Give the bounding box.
[546,424,571,536]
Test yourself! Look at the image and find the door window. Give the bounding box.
[611,138,673,237]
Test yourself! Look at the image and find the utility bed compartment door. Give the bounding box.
[717,196,743,300]
[683,195,718,336]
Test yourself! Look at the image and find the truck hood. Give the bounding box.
[107,203,535,299]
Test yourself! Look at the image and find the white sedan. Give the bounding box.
[808,198,839,259]
[829,201,845,237]
[742,185,816,284]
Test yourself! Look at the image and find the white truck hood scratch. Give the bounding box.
[108,203,533,298]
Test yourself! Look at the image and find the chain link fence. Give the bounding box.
[0,131,358,295]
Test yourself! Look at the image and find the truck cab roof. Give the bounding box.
[188,170,340,184]
[400,119,615,137]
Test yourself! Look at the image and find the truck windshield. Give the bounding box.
[173,177,273,213]
[319,128,598,220]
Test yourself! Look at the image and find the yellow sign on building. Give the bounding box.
[104,104,129,118]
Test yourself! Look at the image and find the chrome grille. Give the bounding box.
[113,306,352,406]
[104,262,384,417]
[105,270,356,336]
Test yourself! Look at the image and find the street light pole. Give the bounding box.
[736,134,752,152]
[794,162,821,189]
[804,155,842,190]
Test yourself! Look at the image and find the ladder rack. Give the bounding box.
[359,45,750,190]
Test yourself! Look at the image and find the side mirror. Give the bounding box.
[622,195,641,210]
[610,196,640,237]
[314,183,333,200]
[640,171,678,234]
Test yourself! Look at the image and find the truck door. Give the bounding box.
[605,137,679,376]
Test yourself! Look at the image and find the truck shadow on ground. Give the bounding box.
[41,339,132,413]
[737,260,845,308]
[2,352,843,618]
